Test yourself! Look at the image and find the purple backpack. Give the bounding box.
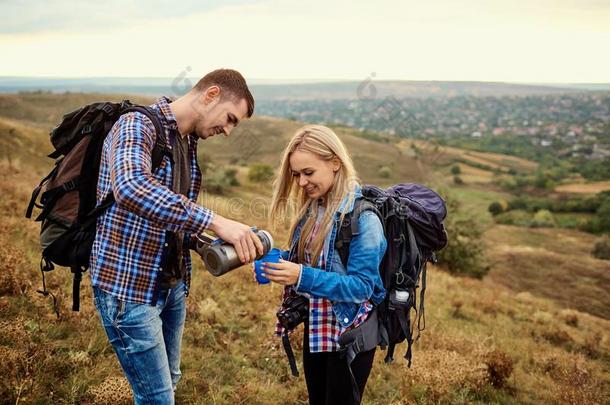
[335,183,448,367]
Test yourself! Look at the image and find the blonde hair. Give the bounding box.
[269,125,360,265]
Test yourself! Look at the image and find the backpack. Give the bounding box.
[335,183,448,366]
[25,100,169,314]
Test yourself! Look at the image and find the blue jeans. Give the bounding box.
[93,283,186,405]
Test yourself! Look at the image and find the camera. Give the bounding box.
[276,292,309,330]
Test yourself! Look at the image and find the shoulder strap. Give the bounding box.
[122,105,168,170]
[335,198,380,268]
[85,105,169,219]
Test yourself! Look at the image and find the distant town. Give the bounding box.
[256,92,610,162]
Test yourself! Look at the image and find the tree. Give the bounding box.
[488,202,504,216]
[450,165,461,175]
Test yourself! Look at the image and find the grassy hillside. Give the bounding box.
[0,93,608,404]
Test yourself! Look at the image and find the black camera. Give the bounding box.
[276,292,309,330]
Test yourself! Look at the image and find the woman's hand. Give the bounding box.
[263,259,301,286]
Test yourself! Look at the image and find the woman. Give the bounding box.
[259,124,387,405]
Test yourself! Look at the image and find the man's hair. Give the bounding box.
[194,69,254,117]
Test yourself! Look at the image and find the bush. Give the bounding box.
[596,200,610,233]
[484,349,514,388]
[494,175,518,190]
[591,235,610,260]
[494,210,533,227]
[378,166,391,179]
[248,163,274,183]
[552,196,600,213]
[530,209,556,228]
[453,175,464,185]
[204,166,240,194]
[488,202,504,216]
[224,168,240,186]
[450,165,461,175]
[437,198,489,278]
[507,197,528,211]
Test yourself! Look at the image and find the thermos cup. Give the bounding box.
[253,248,283,284]
[193,228,274,277]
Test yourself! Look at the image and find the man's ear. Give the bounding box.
[204,85,221,104]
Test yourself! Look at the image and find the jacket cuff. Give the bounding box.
[295,265,314,293]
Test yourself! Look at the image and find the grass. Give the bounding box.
[485,225,610,319]
[0,93,608,404]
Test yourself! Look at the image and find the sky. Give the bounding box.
[0,0,609,83]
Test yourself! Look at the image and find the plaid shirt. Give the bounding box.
[275,206,373,353]
[90,97,214,304]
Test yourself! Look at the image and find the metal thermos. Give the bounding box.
[194,229,274,277]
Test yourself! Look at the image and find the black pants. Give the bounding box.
[302,325,376,405]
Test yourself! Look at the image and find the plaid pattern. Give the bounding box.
[275,206,373,353]
[90,97,214,304]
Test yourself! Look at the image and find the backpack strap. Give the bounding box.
[83,105,170,219]
[25,164,60,219]
[122,105,169,170]
[335,198,380,269]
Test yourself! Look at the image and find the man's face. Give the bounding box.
[193,87,250,140]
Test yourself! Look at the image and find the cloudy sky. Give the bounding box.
[1,0,609,82]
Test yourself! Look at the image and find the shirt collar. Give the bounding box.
[153,96,178,131]
[336,183,363,216]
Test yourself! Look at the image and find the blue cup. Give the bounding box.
[254,248,282,284]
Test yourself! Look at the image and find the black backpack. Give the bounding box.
[335,183,448,366]
[25,100,169,314]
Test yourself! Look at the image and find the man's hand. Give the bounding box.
[208,214,264,263]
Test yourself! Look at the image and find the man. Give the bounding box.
[89,69,264,404]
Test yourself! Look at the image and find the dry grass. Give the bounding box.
[0,93,607,404]
[555,181,610,194]
[397,139,539,174]
[454,162,495,184]
[85,377,133,404]
[485,225,610,319]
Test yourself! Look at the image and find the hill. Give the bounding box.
[0,93,607,404]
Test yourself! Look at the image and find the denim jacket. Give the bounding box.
[284,185,387,329]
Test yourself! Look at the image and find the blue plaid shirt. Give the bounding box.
[90,97,214,304]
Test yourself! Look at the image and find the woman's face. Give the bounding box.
[289,149,341,200]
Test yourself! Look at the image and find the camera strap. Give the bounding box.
[282,331,299,377]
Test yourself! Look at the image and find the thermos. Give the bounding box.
[193,228,274,277]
